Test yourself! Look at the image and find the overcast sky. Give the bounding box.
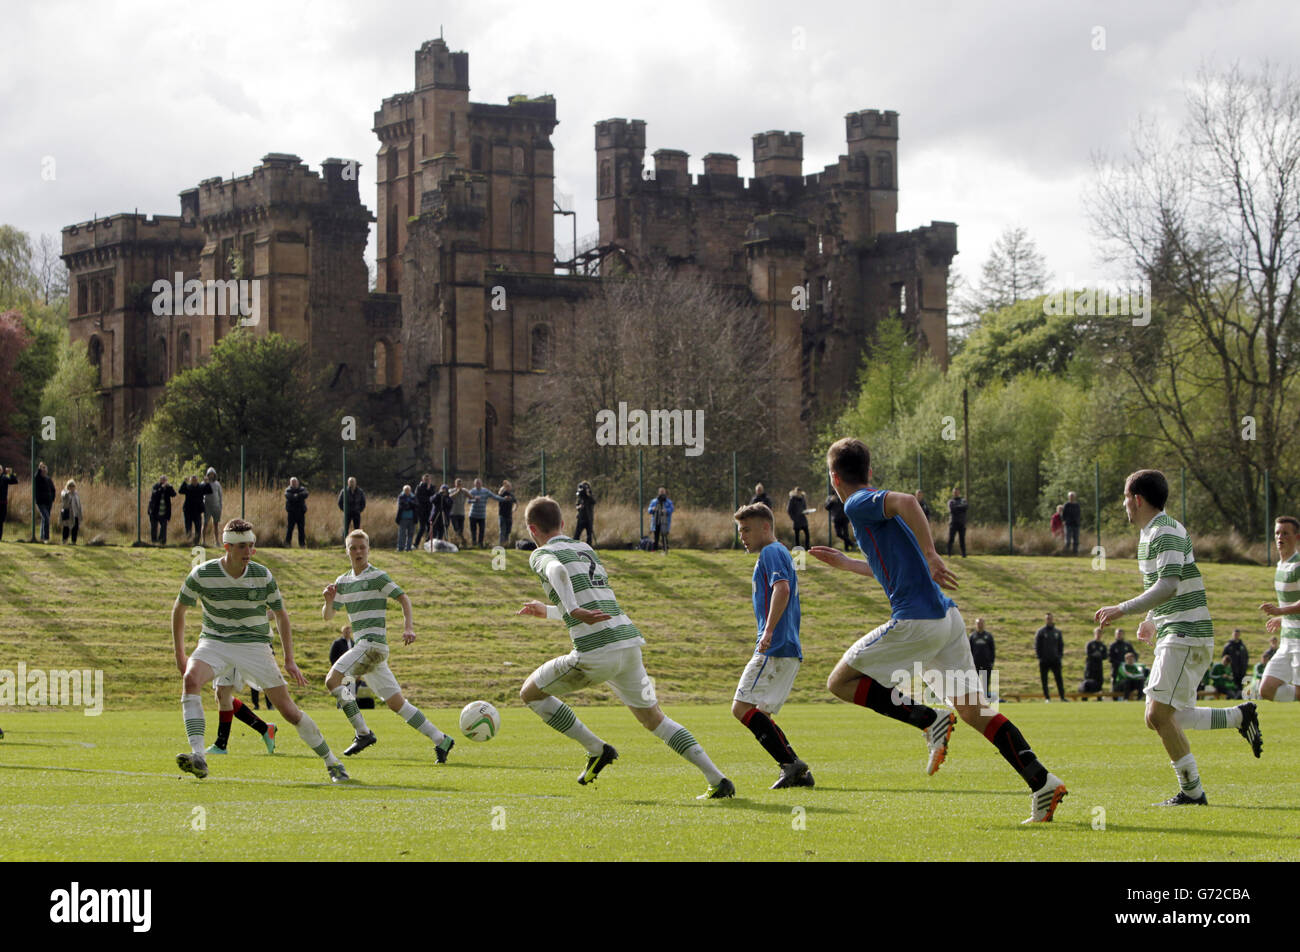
[3,0,1294,292]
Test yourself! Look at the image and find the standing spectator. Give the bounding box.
[1108,627,1137,683]
[284,477,309,547]
[395,484,417,551]
[947,487,968,558]
[497,479,517,546]
[413,473,436,550]
[826,492,853,550]
[1083,626,1109,692]
[447,478,468,546]
[916,489,932,520]
[429,484,451,541]
[33,461,56,542]
[574,480,596,545]
[0,465,20,542]
[60,479,83,544]
[648,486,674,553]
[968,617,996,698]
[1050,505,1065,547]
[178,474,209,545]
[1222,628,1250,692]
[148,475,177,544]
[338,476,365,532]
[1062,491,1082,555]
[202,468,223,547]
[468,477,503,548]
[750,483,774,512]
[1262,635,1280,666]
[787,488,809,549]
[1035,612,1066,701]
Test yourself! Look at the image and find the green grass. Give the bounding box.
[2,702,1295,861]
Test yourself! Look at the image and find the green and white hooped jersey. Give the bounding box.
[1137,513,1213,642]
[1274,552,1300,639]
[529,535,645,655]
[333,564,404,645]
[177,559,283,644]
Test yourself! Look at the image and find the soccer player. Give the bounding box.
[515,496,734,798]
[1095,469,1262,807]
[321,529,455,762]
[811,438,1067,823]
[173,519,348,782]
[733,502,813,788]
[207,669,277,755]
[1256,515,1300,703]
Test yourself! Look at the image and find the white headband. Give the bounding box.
[223,529,256,545]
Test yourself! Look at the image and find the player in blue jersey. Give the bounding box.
[733,502,813,789]
[811,438,1067,823]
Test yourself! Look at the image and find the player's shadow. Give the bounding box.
[1101,822,1281,840]
[622,797,852,816]
[832,786,1020,797]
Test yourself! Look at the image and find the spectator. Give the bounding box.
[0,464,17,542]
[787,488,809,549]
[447,478,468,545]
[1062,491,1082,555]
[284,477,309,547]
[826,492,853,550]
[413,473,436,550]
[60,479,83,545]
[1222,628,1249,691]
[497,479,517,546]
[1108,627,1137,683]
[915,489,932,521]
[1262,635,1280,666]
[1050,505,1064,547]
[148,475,177,545]
[429,484,451,541]
[947,487,968,558]
[575,480,596,545]
[178,474,209,545]
[1035,612,1066,701]
[395,484,417,551]
[202,468,223,547]
[33,461,56,542]
[1207,654,1239,698]
[750,483,774,512]
[338,476,365,532]
[648,486,674,553]
[468,477,503,548]
[1083,626,1109,692]
[968,617,995,698]
[1114,651,1148,701]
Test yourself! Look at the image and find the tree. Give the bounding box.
[38,335,102,476]
[950,296,1091,385]
[0,225,38,307]
[153,331,335,481]
[33,234,68,311]
[965,226,1050,316]
[1087,63,1300,535]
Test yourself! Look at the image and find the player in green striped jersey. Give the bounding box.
[515,496,734,798]
[1095,470,1262,806]
[1256,516,1300,701]
[172,519,348,782]
[321,529,454,761]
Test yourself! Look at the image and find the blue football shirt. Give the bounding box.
[752,541,802,658]
[844,488,954,620]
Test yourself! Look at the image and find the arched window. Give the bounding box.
[387,148,398,182]
[875,152,893,189]
[511,199,528,250]
[373,340,389,387]
[178,331,191,369]
[512,145,526,175]
[599,159,612,197]
[471,140,484,171]
[530,324,550,370]
[484,321,494,369]
[88,335,103,387]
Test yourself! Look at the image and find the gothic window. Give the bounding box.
[599,159,612,197]
[91,279,101,313]
[373,340,389,387]
[875,152,893,189]
[472,140,484,171]
[88,335,103,386]
[530,324,550,370]
[78,279,88,316]
[178,331,191,368]
[512,145,526,175]
[106,276,114,310]
[512,199,528,250]
[484,320,494,369]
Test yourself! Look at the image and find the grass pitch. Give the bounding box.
[2,702,1295,862]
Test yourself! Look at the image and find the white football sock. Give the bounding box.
[527,696,604,755]
[1174,707,1241,730]
[1171,752,1204,799]
[652,716,724,785]
[293,712,339,766]
[397,700,446,744]
[182,693,205,755]
[331,684,370,734]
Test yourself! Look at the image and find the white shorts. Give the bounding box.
[214,665,265,692]
[191,638,286,692]
[733,654,801,715]
[530,645,657,709]
[840,606,982,701]
[1262,638,1300,685]
[1145,638,1212,710]
[329,640,401,702]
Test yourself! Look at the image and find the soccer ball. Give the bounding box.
[459,700,501,742]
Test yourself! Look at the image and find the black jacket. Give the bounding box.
[338,487,366,514]
[576,488,596,520]
[969,630,995,667]
[948,496,968,527]
[285,485,309,516]
[33,472,56,508]
[751,493,774,512]
[0,471,18,504]
[1108,639,1136,672]
[498,490,517,520]
[415,481,437,517]
[1035,625,1064,663]
[178,481,210,517]
[329,636,354,666]
[826,495,847,524]
[1085,639,1109,682]
[1062,501,1081,528]
[787,495,808,527]
[148,482,177,520]
[1222,639,1249,680]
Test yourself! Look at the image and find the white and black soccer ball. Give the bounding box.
[459,700,501,742]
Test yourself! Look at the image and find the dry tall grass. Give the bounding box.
[0,480,1273,562]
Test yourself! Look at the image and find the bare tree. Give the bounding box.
[1088,63,1300,535]
[34,234,68,308]
[966,226,1050,315]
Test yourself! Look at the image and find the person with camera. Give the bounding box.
[575,481,596,545]
[0,465,20,542]
[648,487,674,553]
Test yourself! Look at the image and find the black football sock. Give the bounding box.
[983,714,1049,791]
[851,676,938,729]
[215,710,233,749]
[740,708,797,765]
[231,697,268,735]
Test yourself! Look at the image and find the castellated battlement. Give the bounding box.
[415,37,469,91]
[61,213,198,253]
[846,109,899,141]
[595,118,647,151]
[180,154,367,223]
